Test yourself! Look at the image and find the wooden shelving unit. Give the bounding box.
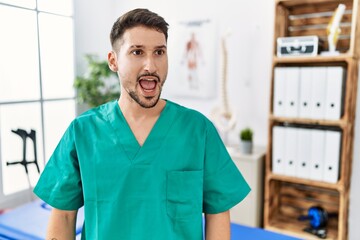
[270,114,348,128]
[264,0,360,239]
[267,173,340,190]
[274,55,355,64]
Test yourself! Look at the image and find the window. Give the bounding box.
[0,1,75,207]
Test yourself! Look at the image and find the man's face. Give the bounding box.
[109,25,168,108]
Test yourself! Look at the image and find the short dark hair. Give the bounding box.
[110,8,169,50]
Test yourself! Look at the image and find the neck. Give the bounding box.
[118,93,165,120]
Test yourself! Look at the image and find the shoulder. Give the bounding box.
[167,100,205,118]
[166,100,215,129]
[76,100,116,120]
[71,100,117,129]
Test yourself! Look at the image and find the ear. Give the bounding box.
[108,51,118,72]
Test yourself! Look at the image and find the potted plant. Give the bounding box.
[74,54,120,108]
[239,127,253,154]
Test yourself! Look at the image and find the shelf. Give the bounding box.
[274,0,357,56]
[264,180,340,239]
[266,214,338,240]
[273,54,354,64]
[269,115,348,128]
[267,173,341,191]
[276,0,354,7]
[265,0,359,239]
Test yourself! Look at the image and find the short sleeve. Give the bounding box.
[203,121,251,214]
[33,121,83,210]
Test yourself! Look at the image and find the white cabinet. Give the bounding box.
[227,146,266,227]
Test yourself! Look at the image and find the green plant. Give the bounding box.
[240,128,253,141]
[74,54,120,107]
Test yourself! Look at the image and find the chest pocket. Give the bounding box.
[166,170,203,219]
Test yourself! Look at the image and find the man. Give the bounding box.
[34,8,250,240]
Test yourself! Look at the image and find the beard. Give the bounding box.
[128,90,161,108]
[122,72,166,108]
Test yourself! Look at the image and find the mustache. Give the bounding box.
[137,73,160,82]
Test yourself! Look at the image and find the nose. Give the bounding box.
[143,56,157,73]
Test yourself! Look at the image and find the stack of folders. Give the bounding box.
[272,126,342,183]
[273,66,345,120]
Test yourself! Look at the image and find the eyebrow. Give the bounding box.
[156,45,167,49]
[129,44,167,49]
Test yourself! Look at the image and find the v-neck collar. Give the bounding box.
[106,100,174,164]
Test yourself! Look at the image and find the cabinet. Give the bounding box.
[264,0,360,240]
[227,146,265,227]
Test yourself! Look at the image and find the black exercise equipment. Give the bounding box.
[303,227,327,239]
[6,128,40,174]
[298,206,338,239]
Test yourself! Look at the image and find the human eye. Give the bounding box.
[131,49,143,55]
[155,49,166,55]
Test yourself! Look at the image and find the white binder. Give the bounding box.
[284,127,298,176]
[273,67,286,117]
[299,67,313,119]
[296,128,312,179]
[309,129,325,181]
[323,130,342,183]
[325,67,344,120]
[311,67,327,119]
[272,126,286,174]
[284,67,300,118]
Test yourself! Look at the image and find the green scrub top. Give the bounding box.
[34,100,250,240]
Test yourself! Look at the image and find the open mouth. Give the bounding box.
[139,77,158,93]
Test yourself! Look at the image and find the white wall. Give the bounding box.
[73,0,118,114]
[349,67,360,240]
[73,1,359,239]
[74,0,116,75]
